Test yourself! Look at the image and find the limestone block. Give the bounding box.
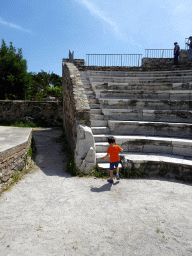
[85,147,96,163]
[80,147,96,173]
[120,155,132,171]
[75,125,96,173]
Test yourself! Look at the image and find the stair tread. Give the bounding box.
[96,152,192,165]
[94,135,192,143]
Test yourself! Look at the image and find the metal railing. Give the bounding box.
[185,38,190,50]
[145,49,173,58]
[86,54,142,67]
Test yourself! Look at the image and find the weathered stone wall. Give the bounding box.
[142,50,192,70]
[142,58,174,68]
[62,58,85,69]
[0,129,32,185]
[0,101,63,126]
[62,61,91,150]
[78,66,142,72]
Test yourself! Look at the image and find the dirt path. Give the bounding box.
[0,127,192,256]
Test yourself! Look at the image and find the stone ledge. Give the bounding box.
[120,153,192,182]
[0,127,32,183]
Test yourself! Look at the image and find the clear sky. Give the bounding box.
[0,0,191,76]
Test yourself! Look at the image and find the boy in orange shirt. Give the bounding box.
[101,136,123,183]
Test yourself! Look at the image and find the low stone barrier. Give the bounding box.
[0,127,32,184]
[0,101,63,127]
[120,155,192,182]
[142,51,192,70]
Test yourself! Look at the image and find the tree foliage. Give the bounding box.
[0,39,62,101]
[27,70,62,101]
[0,39,31,100]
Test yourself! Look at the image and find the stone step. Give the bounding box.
[120,153,192,182]
[94,82,192,91]
[91,120,108,127]
[96,153,123,167]
[89,104,101,109]
[97,163,122,170]
[90,76,192,84]
[84,90,94,95]
[96,152,192,180]
[98,98,192,110]
[91,127,110,134]
[99,90,192,100]
[95,136,192,158]
[90,109,102,114]
[102,109,192,122]
[90,114,104,120]
[107,120,192,138]
[84,70,192,78]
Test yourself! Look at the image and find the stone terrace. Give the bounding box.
[80,69,192,180]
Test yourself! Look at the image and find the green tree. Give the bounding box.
[0,39,31,100]
[27,70,62,100]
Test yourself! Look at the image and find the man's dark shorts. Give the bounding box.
[110,161,120,170]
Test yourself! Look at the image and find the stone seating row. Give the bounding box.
[89,76,192,84]
[98,90,192,100]
[95,152,192,180]
[98,98,192,110]
[93,82,192,92]
[95,135,192,157]
[91,109,192,123]
[82,70,192,78]
[91,121,192,139]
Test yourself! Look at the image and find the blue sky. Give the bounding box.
[0,0,191,76]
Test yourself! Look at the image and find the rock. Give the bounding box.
[85,147,96,163]
[120,155,133,171]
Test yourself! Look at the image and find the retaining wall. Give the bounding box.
[0,101,63,127]
[62,61,91,150]
[0,127,32,185]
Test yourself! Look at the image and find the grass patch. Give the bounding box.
[0,119,62,128]
[0,120,39,128]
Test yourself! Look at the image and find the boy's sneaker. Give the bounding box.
[107,178,113,184]
[116,174,120,180]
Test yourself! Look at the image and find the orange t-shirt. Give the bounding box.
[107,145,122,163]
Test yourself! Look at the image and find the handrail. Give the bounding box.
[145,49,173,58]
[86,54,142,67]
[185,38,190,50]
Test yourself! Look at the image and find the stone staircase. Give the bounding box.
[80,69,192,178]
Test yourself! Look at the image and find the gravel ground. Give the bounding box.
[0,128,192,256]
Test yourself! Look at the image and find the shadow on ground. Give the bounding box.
[90,181,120,193]
[32,127,71,178]
[32,128,192,187]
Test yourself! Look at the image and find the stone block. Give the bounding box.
[75,125,96,173]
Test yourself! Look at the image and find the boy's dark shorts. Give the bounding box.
[110,161,120,170]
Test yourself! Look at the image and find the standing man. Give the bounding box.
[174,42,180,65]
[186,36,192,60]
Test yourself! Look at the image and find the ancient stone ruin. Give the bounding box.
[62,55,192,181]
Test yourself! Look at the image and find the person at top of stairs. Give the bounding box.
[101,136,123,184]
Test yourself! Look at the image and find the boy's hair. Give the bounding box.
[108,136,116,144]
